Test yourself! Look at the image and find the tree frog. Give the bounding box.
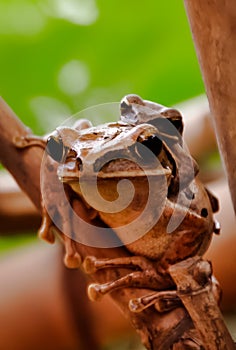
[15,94,220,312]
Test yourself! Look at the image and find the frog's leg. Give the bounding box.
[83,255,177,311]
[39,204,82,268]
[14,118,92,150]
[129,276,220,313]
[14,135,47,149]
[129,274,219,312]
[38,206,55,243]
[84,255,162,275]
[83,256,220,313]
[14,129,84,268]
[129,290,181,313]
[87,270,181,314]
[58,198,83,269]
[63,235,82,269]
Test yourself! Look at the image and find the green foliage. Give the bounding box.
[0,0,204,134]
[0,0,205,252]
[0,234,37,253]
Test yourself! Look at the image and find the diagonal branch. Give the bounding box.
[1,97,234,349]
[0,97,193,349]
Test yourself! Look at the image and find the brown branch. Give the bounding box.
[1,97,234,349]
[0,99,43,210]
[0,172,41,233]
[0,97,195,349]
[184,0,236,213]
[170,257,235,350]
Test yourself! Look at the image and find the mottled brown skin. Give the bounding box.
[39,94,219,308]
[69,174,214,269]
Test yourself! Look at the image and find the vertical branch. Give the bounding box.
[184,0,236,213]
[169,257,235,350]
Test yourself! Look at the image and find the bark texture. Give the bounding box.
[184,0,236,213]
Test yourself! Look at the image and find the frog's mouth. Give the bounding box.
[58,130,172,182]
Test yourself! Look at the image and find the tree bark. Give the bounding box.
[184,0,236,213]
[170,257,235,350]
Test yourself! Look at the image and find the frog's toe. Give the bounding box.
[38,225,55,244]
[83,256,98,274]
[88,283,104,301]
[64,252,81,269]
[63,236,82,268]
[129,290,180,313]
[129,298,143,313]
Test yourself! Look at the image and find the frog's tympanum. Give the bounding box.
[16,94,220,312]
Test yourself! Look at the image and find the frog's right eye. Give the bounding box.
[46,136,67,163]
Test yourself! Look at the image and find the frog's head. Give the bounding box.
[45,122,173,184]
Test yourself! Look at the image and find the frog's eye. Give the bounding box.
[120,94,144,116]
[124,94,144,106]
[141,136,163,156]
[46,136,68,163]
[120,99,132,116]
[131,136,163,165]
[161,109,184,135]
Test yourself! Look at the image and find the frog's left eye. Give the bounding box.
[46,136,68,163]
[120,100,132,116]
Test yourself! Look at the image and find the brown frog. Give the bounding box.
[16,94,220,312]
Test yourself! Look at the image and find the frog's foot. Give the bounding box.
[14,135,46,149]
[63,235,82,269]
[83,255,162,274]
[83,256,173,312]
[129,290,181,313]
[83,256,221,313]
[38,206,81,269]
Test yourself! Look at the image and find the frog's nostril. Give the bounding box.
[130,136,162,166]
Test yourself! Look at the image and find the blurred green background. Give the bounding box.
[0,0,205,251]
[0,0,204,135]
[0,2,231,349]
